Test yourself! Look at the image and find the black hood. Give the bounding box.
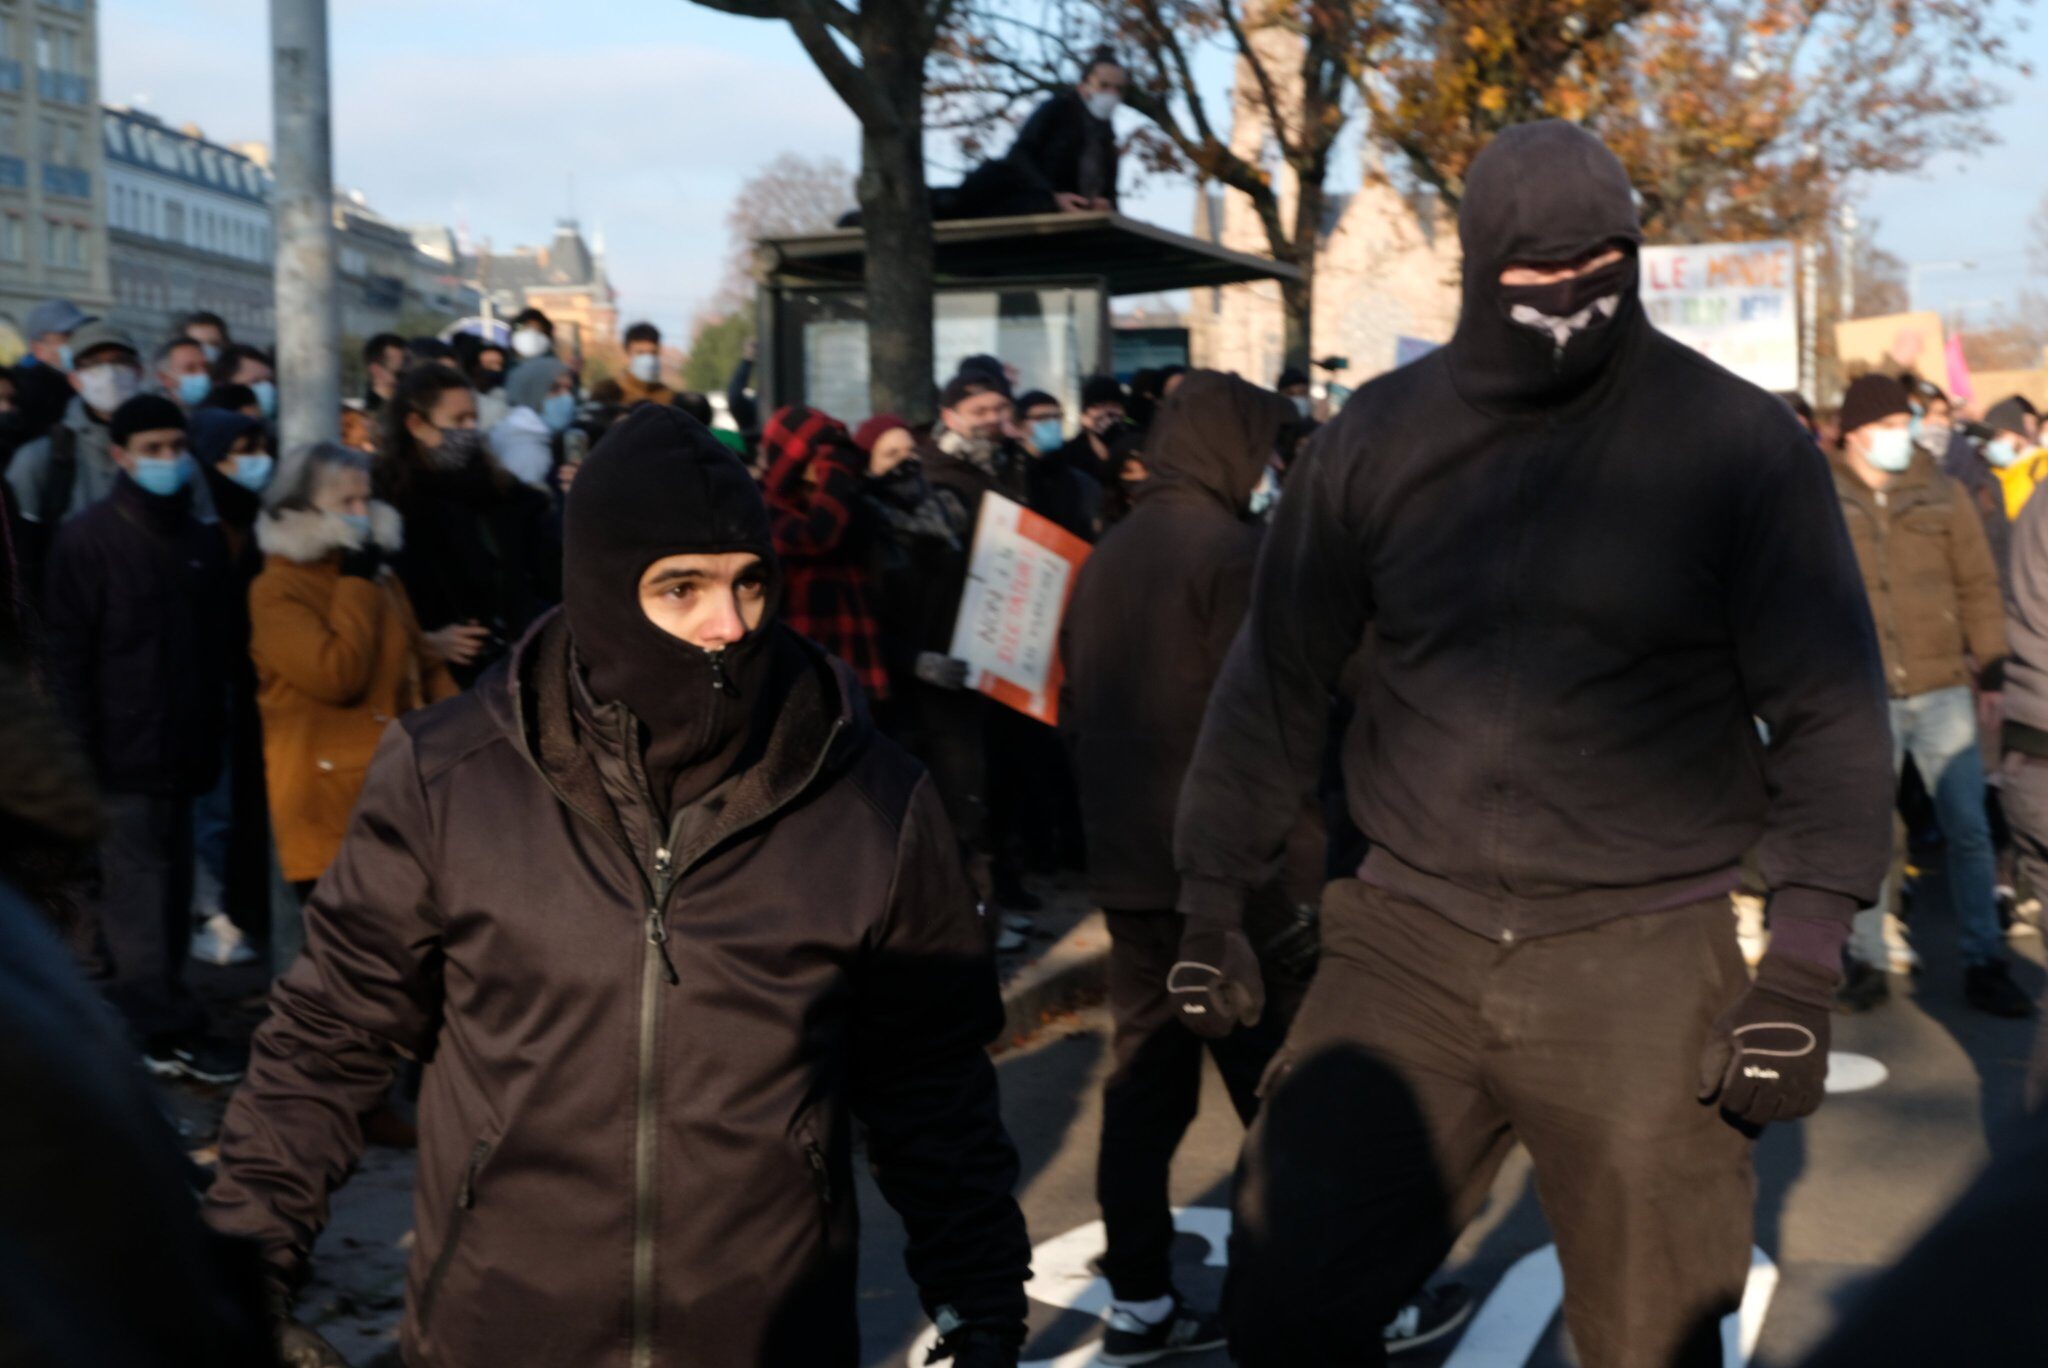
[563,403,782,814]
[1447,120,1645,413]
[1140,370,1295,514]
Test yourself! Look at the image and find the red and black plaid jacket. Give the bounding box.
[763,406,891,701]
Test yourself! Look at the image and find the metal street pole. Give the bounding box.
[270,0,340,495]
[268,0,340,972]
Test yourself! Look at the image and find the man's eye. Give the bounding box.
[737,580,766,600]
[665,585,697,602]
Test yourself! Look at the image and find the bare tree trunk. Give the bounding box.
[1281,174,1324,372]
[858,13,936,422]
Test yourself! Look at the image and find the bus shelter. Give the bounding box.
[753,211,1301,422]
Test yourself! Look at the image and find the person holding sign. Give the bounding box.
[1172,121,1891,1366]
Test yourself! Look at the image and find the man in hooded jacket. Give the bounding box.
[205,404,1031,1368]
[1169,122,1893,1366]
[1059,371,1310,1359]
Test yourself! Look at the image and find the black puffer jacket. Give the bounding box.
[206,613,1031,1367]
[1061,371,1292,909]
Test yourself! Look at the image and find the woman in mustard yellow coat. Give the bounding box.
[249,443,457,894]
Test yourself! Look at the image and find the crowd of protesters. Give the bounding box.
[3,119,2048,1368]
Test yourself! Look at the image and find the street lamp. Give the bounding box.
[1908,259,1977,313]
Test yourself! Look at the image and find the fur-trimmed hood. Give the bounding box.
[255,501,404,563]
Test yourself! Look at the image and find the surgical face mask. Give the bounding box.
[252,379,277,420]
[56,344,72,372]
[1862,426,1915,474]
[200,343,221,366]
[1029,416,1064,452]
[129,452,192,498]
[425,424,485,472]
[1247,466,1280,518]
[1986,435,2026,469]
[77,363,142,414]
[628,353,661,384]
[1290,394,1312,420]
[336,511,372,542]
[228,453,274,492]
[541,391,577,433]
[1911,417,1952,453]
[1084,89,1120,121]
[511,329,550,360]
[176,372,211,407]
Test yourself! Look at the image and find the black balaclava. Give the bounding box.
[1447,120,1645,414]
[563,404,782,813]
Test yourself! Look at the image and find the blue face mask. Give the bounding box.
[1029,417,1065,453]
[336,511,372,542]
[1987,436,2026,469]
[56,344,72,372]
[176,372,211,407]
[251,379,277,420]
[130,453,192,498]
[228,453,274,492]
[541,391,577,433]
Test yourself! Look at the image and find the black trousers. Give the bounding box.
[1097,910,1300,1302]
[86,793,204,1042]
[1228,882,1754,1368]
[1993,752,2048,1109]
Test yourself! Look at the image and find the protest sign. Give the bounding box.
[1640,240,1799,391]
[1835,311,1951,396]
[948,493,1091,725]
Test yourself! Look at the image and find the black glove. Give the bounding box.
[926,1322,1021,1367]
[1697,952,1834,1125]
[915,652,971,690]
[338,542,383,580]
[1170,913,1266,1039]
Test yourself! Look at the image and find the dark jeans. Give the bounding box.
[87,793,204,1042]
[1228,882,1754,1368]
[1994,752,2048,1109]
[1097,910,1301,1302]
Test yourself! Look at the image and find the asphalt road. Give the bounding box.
[270,884,2044,1367]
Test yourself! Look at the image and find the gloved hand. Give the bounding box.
[1697,953,1835,1125]
[1169,913,1266,1039]
[338,541,383,581]
[915,652,971,690]
[925,1322,1021,1367]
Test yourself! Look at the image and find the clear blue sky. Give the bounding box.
[108,0,2043,344]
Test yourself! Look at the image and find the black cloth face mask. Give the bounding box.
[1497,256,1636,349]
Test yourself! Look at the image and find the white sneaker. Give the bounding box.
[190,913,258,967]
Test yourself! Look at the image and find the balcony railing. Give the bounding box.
[39,162,86,198]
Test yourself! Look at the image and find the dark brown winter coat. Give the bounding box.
[1833,448,2007,699]
[205,612,1029,1367]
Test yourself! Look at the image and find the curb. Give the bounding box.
[997,910,1109,1046]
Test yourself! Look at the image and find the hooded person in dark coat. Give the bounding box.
[1058,370,1305,1353]
[206,405,1031,1368]
[1174,122,1892,1366]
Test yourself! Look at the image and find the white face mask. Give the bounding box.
[78,363,142,414]
[628,353,661,384]
[1862,426,1915,474]
[511,329,550,360]
[1084,89,1121,121]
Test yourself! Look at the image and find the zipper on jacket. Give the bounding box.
[631,916,662,1368]
[417,1138,492,1333]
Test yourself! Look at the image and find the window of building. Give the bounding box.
[2,214,24,262]
[66,219,82,267]
[41,216,57,264]
[0,110,15,154]
[165,198,182,243]
[0,18,14,62]
[32,24,49,71]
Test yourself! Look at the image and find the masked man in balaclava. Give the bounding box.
[206,405,1031,1368]
[1169,122,1892,1366]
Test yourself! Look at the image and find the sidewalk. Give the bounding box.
[167,868,1115,1365]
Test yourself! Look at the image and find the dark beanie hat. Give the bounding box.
[1838,373,1911,436]
[110,394,187,448]
[852,413,908,454]
[1276,366,1310,390]
[1080,375,1126,409]
[564,403,779,805]
[1014,389,1058,414]
[1986,397,2034,439]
